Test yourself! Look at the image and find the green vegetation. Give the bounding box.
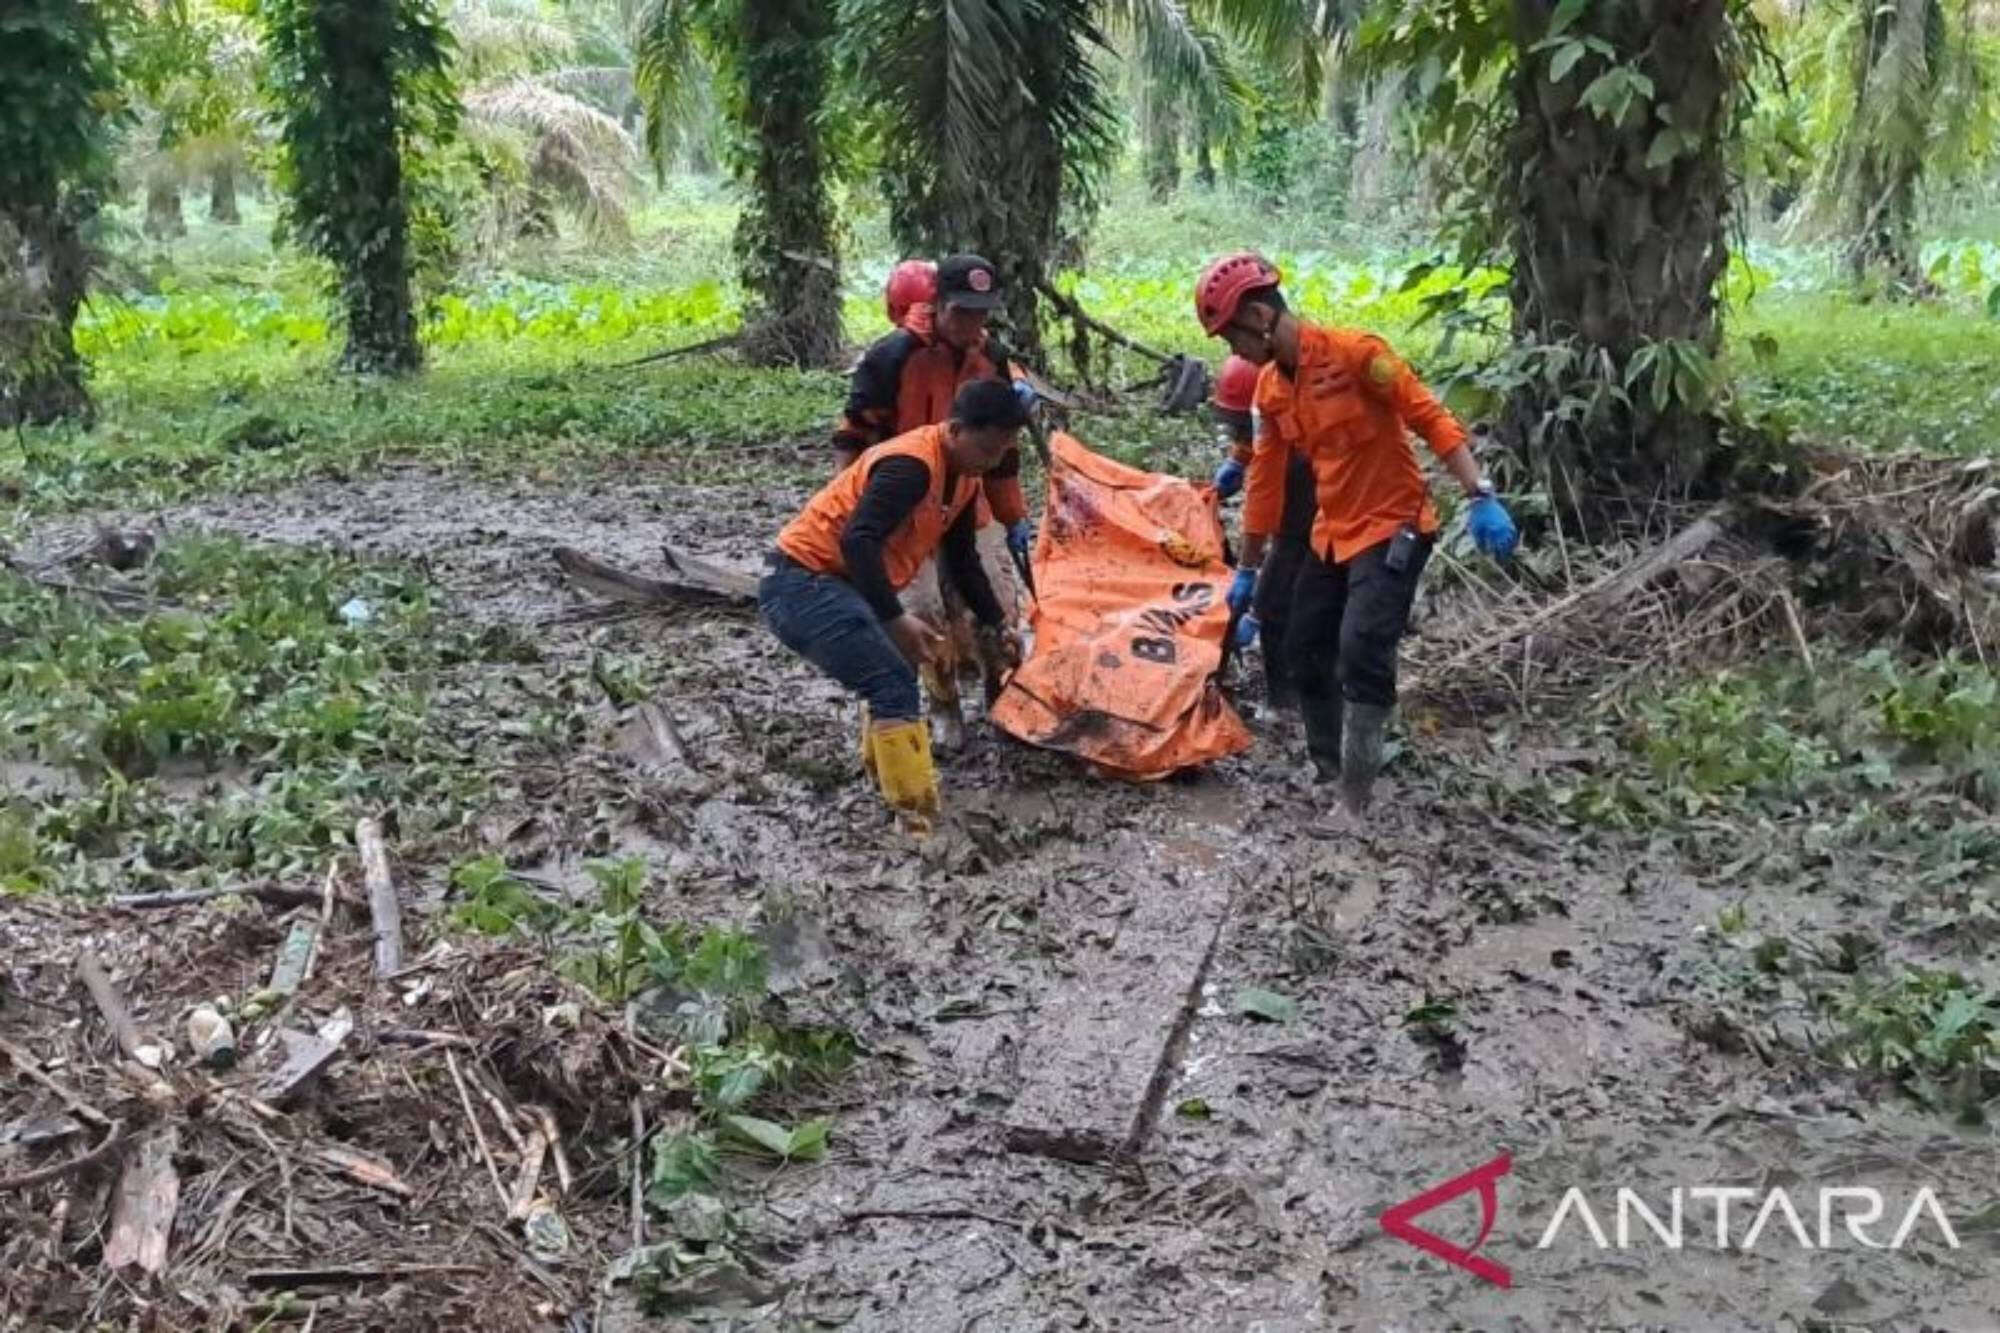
[0,534,511,895]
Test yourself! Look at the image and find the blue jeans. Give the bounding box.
[759,555,922,721]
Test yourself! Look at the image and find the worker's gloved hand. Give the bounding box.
[1227,567,1258,616]
[1235,614,1259,648]
[1006,519,1032,562]
[1468,494,1519,561]
[1213,458,1245,499]
[1010,379,1037,415]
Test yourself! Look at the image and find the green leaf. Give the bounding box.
[1749,332,1779,363]
[1547,0,1590,39]
[1236,987,1299,1024]
[1175,1097,1212,1120]
[1550,39,1587,84]
[1986,282,2000,319]
[720,1114,795,1158]
[785,1118,830,1161]
[1644,127,1682,170]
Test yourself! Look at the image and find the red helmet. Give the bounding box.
[1213,355,1259,413]
[885,259,937,327]
[1195,252,1281,336]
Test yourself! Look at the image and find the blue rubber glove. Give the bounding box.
[1010,379,1037,415]
[1235,614,1259,648]
[1006,519,1032,562]
[1213,458,1245,499]
[1226,567,1257,617]
[1467,493,1519,561]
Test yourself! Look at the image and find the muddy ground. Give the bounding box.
[6,461,1997,1332]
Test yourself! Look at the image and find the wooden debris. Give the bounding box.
[244,1263,484,1290]
[507,1124,549,1222]
[306,1142,410,1198]
[104,1127,180,1274]
[376,1027,476,1050]
[257,1028,344,1107]
[552,544,756,610]
[267,920,318,997]
[0,1119,126,1193]
[76,951,164,1069]
[447,1051,509,1211]
[524,1105,572,1196]
[357,817,403,978]
[108,884,329,913]
[0,1036,113,1130]
[630,1097,646,1250]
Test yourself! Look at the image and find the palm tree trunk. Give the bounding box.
[1843,0,1940,293]
[1194,133,1215,189]
[730,0,842,368]
[313,0,421,374]
[0,197,93,427]
[144,168,186,240]
[1505,0,1737,512]
[209,158,241,224]
[1145,99,1181,201]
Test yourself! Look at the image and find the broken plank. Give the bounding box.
[257,1028,344,1107]
[356,817,403,978]
[552,545,755,610]
[267,920,318,996]
[104,1127,180,1274]
[1001,854,1233,1162]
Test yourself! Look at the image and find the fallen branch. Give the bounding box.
[108,884,331,913]
[1425,512,1729,682]
[508,1125,550,1222]
[1035,282,1174,366]
[76,951,163,1069]
[608,331,741,371]
[447,1051,509,1212]
[0,1120,127,1193]
[357,817,403,978]
[245,1263,484,1289]
[630,1097,646,1251]
[0,1036,113,1129]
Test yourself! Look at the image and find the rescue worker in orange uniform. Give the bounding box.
[1195,253,1519,817]
[833,254,1037,747]
[763,379,1030,834]
[1209,353,1316,713]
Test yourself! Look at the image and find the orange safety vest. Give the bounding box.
[1245,323,1468,565]
[777,424,981,591]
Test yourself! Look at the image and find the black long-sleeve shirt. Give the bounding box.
[839,456,1004,627]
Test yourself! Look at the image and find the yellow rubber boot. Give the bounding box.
[868,718,939,837]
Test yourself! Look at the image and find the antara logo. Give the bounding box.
[1379,1154,1963,1290]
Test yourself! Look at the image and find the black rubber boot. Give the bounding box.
[1339,702,1392,816]
[1301,690,1344,782]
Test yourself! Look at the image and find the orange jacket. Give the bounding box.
[778,425,982,590]
[831,328,1027,526]
[1245,323,1467,564]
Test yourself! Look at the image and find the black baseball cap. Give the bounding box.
[936,254,1003,310]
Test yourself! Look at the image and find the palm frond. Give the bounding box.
[464,77,641,163]
[631,0,715,177]
[450,0,578,79]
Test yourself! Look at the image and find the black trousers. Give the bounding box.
[1251,454,1317,703]
[1287,531,1430,742]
